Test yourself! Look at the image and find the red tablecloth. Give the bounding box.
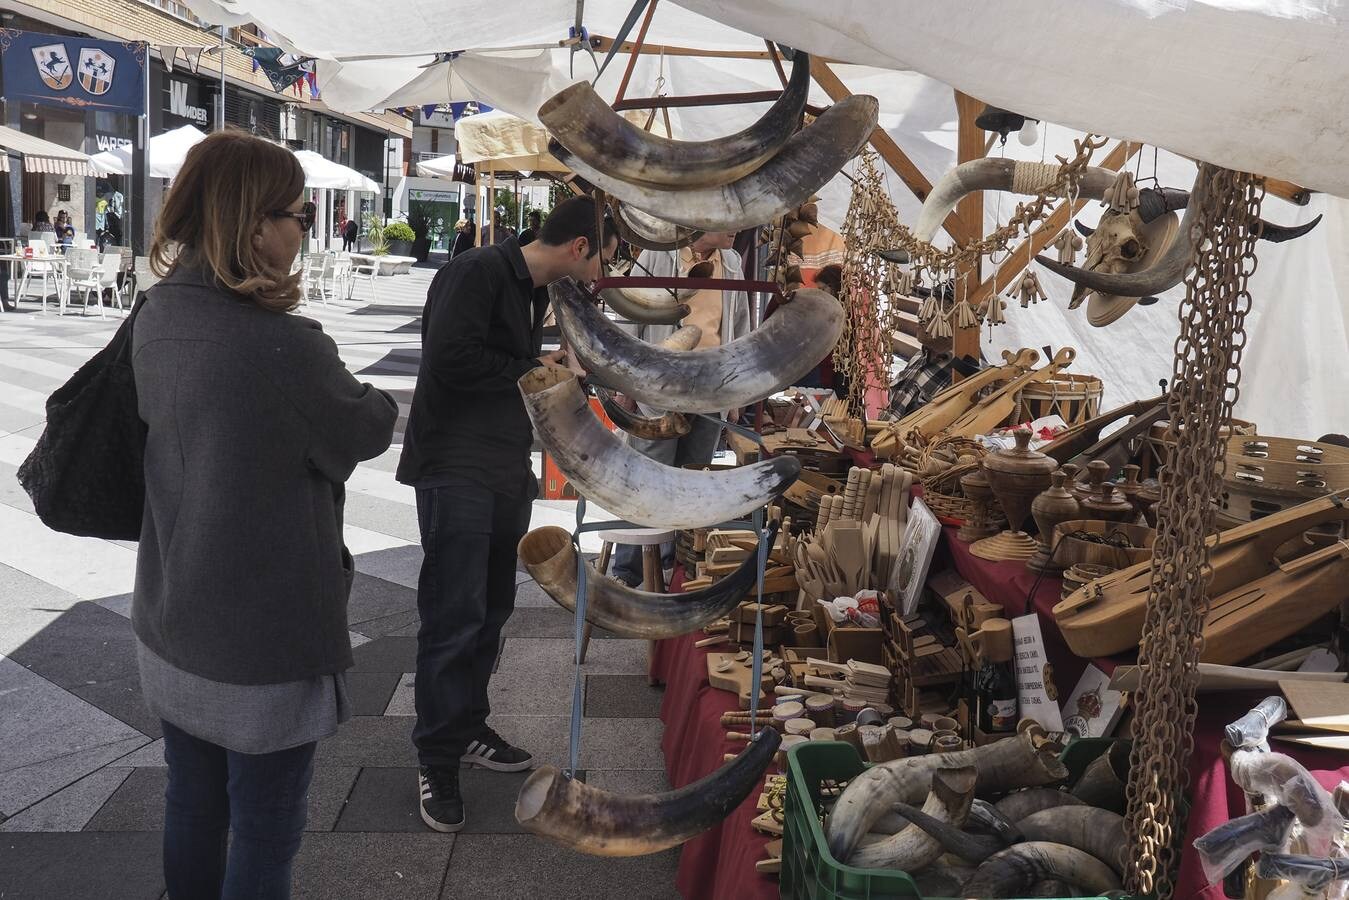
[651,631,779,900]
[652,529,1349,899]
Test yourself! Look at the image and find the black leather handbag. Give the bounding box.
[18,293,148,540]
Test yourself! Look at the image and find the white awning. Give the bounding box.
[293,149,380,192]
[0,125,94,177]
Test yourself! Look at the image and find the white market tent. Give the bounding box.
[294,149,380,192]
[89,125,208,180]
[181,0,1349,436]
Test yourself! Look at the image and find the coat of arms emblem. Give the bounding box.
[77,48,115,96]
[31,44,73,91]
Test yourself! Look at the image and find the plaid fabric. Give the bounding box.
[886,349,956,418]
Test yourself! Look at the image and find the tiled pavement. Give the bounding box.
[0,260,680,899]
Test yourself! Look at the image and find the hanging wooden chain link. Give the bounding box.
[835,150,894,417]
[1123,164,1263,898]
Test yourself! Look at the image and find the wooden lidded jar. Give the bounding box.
[1028,470,1081,573]
[1082,482,1137,523]
[982,428,1056,533]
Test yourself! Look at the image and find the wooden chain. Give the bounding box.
[834,150,896,417]
[1122,164,1262,898]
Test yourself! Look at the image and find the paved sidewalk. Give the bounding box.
[0,266,679,899]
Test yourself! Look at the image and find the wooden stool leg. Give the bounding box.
[578,541,612,665]
[641,545,663,683]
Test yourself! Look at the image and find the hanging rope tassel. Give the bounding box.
[1104,170,1140,213]
[1007,269,1048,308]
[950,298,978,329]
[984,296,1007,326]
[1051,227,1085,264]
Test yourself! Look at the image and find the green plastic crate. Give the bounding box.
[779,738,1129,900]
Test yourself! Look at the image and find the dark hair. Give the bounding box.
[538,196,617,258]
[527,210,542,225]
[33,211,50,225]
[150,129,305,311]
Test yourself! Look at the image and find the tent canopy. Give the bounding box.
[89,125,207,179]
[453,110,569,173]
[176,0,1349,436]
[0,125,93,176]
[293,149,380,192]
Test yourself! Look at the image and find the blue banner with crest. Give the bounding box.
[1,29,145,115]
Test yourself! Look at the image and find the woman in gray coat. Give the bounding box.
[134,130,398,899]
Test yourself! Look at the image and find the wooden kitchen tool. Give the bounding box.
[942,347,1076,440]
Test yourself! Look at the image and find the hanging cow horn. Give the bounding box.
[874,248,911,264]
[550,95,879,234]
[1033,168,1208,298]
[515,728,781,856]
[518,366,799,529]
[614,203,702,252]
[1137,185,1322,242]
[552,277,843,414]
[961,842,1122,898]
[1074,220,1095,238]
[594,387,691,440]
[913,159,1120,242]
[540,52,809,190]
[517,519,781,639]
[1015,807,1127,876]
[599,287,692,325]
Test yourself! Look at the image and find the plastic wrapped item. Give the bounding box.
[1230,750,1344,856]
[1193,804,1295,885]
[1257,853,1349,892]
[816,592,881,628]
[1225,695,1287,749]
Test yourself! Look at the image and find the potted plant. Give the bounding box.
[383,222,415,258]
[407,208,432,262]
[364,212,389,256]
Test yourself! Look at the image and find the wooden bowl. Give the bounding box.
[1051,519,1156,570]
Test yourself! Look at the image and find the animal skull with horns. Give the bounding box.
[1068,207,1149,309]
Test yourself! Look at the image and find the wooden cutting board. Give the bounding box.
[1280,679,1349,728]
[707,652,771,708]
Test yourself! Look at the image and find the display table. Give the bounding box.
[651,528,1349,900]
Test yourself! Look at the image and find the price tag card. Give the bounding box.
[1011,613,1064,732]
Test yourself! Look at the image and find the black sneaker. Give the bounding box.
[418,765,464,833]
[461,727,534,772]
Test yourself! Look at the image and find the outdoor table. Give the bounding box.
[0,253,69,312]
[347,252,417,276]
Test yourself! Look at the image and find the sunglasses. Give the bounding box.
[272,201,317,232]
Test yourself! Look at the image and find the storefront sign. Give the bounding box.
[1,30,145,115]
[408,189,457,203]
[167,79,209,126]
[94,133,132,153]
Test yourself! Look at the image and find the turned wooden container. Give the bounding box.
[1071,459,1111,503]
[957,466,1001,542]
[1081,482,1137,523]
[1052,519,1156,569]
[1028,470,1081,574]
[982,428,1056,533]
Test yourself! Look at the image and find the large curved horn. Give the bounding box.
[518,366,799,529]
[913,159,1120,242]
[848,767,977,869]
[1016,807,1127,876]
[993,788,1084,822]
[614,203,702,252]
[517,519,781,639]
[594,387,690,440]
[550,95,878,233]
[1137,186,1323,243]
[515,728,780,856]
[540,53,809,190]
[1035,167,1208,298]
[826,729,1068,863]
[883,798,1004,865]
[552,278,843,414]
[962,842,1122,898]
[1250,213,1322,242]
[598,262,714,325]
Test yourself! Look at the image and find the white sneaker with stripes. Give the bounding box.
[460,728,533,772]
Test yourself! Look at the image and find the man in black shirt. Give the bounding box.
[397,196,617,834]
[517,209,542,246]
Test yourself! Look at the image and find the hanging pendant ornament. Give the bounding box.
[951,298,979,329]
[918,293,938,327]
[984,296,1007,327]
[1050,228,1085,264]
[1008,269,1049,308]
[926,307,952,338]
[1104,170,1140,213]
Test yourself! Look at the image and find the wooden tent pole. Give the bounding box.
[952,90,987,372]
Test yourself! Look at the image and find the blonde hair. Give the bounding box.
[149,129,305,312]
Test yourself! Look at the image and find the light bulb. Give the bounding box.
[1018,119,1039,146]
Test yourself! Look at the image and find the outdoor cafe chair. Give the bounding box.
[18,240,63,313]
[63,249,107,318]
[98,253,126,314]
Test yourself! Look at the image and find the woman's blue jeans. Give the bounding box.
[161,719,316,899]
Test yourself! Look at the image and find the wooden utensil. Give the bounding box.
[944,347,1077,439]
[829,522,866,595]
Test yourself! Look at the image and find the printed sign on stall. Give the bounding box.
[1010,614,1064,732]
